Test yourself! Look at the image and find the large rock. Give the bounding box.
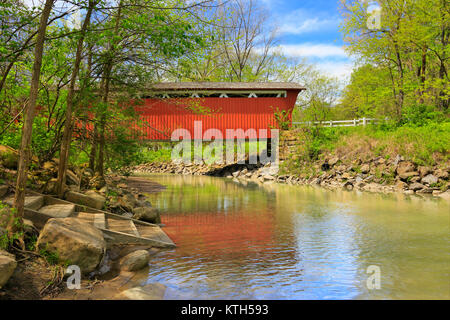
[132,207,161,224]
[396,161,416,179]
[434,169,449,180]
[119,193,137,212]
[65,191,106,209]
[0,249,17,289]
[360,164,370,174]
[0,145,18,169]
[66,170,80,186]
[328,156,339,166]
[119,250,150,272]
[418,166,431,178]
[36,218,106,274]
[421,174,438,185]
[115,283,166,300]
[409,182,425,191]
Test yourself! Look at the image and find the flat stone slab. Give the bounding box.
[0,249,17,289]
[115,283,166,300]
[3,196,44,211]
[39,204,76,218]
[65,191,105,210]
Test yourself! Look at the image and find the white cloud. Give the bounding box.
[276,8,341,35]
[280,17,339,35]
[269,43,354,82]
[315,60,354,81]
[276,43,347,59]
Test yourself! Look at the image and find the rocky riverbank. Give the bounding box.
[0,145,171,299]
[131,155,450,199]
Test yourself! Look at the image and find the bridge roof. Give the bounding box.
[147,82,306,91]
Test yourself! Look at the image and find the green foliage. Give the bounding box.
[340,0,449,120]
[39,244,59,265]
[401,104,446,127]
[272,108,291,130]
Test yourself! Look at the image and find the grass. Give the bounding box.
[281,121,450,176]
[136,140,268,164]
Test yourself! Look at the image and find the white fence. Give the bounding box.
[292,118,380,127]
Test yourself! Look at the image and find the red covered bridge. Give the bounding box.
[133,82,305,140]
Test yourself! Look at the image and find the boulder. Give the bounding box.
[360,164,370,174]
[393,154,404,166]
[119,250,150,271]
[328,156,339,166]
[65,170,80,186]
[36,218,106,274]
[118,192,136,211]
[418,166,431,178]
[399,171,419,180]
[65,191,106,210]
[396,161,416,177]
[434,169,449,180]
[135,199,152,208]
[395,180,407,190]
[132,207,161,224]
[0,249,17,289]
[416,188,433,194]
[437,190,450,200]
[343,181,353,191]
[409,182,425,191]
[342,172,352,179]
[0,145,18,169]
[421,174,438,186]
[90,175,106,189]
[115,283,166,300]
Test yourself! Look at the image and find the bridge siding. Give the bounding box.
[134,89,301,140]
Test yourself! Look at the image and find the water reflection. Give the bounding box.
[138,174,450,299]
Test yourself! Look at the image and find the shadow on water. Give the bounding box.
[135,174,450,300]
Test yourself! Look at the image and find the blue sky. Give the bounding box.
[22,0,353,81]
[261,0,353,81]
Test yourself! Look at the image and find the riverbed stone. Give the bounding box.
[418,166,431,178]
[115,283,166,300]
[0,249,16,289]
[36,218,106,274]
[409,182,425,191]
[65,190,106,210]
[328,156,339,166]
[434,169,449,180]
[421,174,438,185]
[399,171,419,180]
[119,250,150,272]
[119,193,137,212]
[396,161,414,173]
[360,164,370,174]
[437,190,450,200]
[66,170,80,186]
[132,207,161,224]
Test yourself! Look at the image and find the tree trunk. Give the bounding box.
[9,0,54,236]
[89,124,98,171]
[56,1,95,197]
[96,63,112,177]
[95,2,122,177]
